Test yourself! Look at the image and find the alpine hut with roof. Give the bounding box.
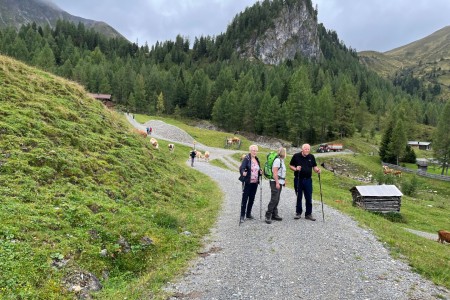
[350,185,403,213]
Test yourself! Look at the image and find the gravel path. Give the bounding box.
[126,115,450,300]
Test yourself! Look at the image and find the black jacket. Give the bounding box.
[239,154,261,184]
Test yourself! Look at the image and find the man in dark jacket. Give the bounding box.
[289,144,321,221]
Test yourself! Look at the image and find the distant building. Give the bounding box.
[416,159,428,172]
[88,93,114,108]
[407,141,431,151]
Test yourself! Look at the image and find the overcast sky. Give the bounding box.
[49,0,450,52]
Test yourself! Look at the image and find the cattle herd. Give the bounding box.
[134,130,212,163]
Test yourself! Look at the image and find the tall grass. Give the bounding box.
[0,55,221,299]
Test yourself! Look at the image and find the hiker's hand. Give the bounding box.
[296,166,301,171]
[276,182,280,190]
[243,171,247,176]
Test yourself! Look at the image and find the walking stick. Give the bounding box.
[239,182,244,226]
[259,174,262,220]
[318,173,325,222]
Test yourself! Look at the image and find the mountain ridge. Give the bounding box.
[0,0,125,40]
[358,25,450,99]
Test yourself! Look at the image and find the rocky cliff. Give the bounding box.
[238,1,321,65]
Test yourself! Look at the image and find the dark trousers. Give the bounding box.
[294,177,313,216]
[266,181,282,218]
[241,182,258,217]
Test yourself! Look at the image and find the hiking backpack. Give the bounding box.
[263,152,279,179]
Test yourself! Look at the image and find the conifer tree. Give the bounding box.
[389,119,407,165]
[156,92,165,115]
[286,67,312,145]
[379,118,396,164]
[433,101,450,175]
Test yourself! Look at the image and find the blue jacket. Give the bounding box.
[239,154,261,184]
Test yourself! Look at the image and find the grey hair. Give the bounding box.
[249,144,258,151]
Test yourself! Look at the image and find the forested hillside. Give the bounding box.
[0,0,445,146]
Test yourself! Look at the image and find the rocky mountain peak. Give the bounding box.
[238,0,321,65]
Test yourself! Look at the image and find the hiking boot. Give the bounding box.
[272,215,283,221]
[305,215,316,221]
[294,213,301,219]
[265,217,272,224]
[246,215,255,220]
[240,216,245,223]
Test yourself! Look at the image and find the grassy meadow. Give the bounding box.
[0,55,221,299]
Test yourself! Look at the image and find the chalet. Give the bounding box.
[88,93,114,108]
[350,185,402,213]
[407,141,431,151]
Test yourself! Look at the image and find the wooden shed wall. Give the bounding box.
[352,192,401,212]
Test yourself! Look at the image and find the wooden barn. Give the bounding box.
[88,93,114,108]
[350,185,402,213]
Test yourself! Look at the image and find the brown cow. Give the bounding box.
[392,170,402,177]
[437,230,450,243]
[204,151,210,162]
[383,165,393,175]
[135,129,148,138]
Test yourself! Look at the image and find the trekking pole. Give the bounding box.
[239,182,245,226]
[259,174,262,220]
[318,173,325,222]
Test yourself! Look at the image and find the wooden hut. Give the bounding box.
[416,159,428,172]
[350,185,402,213]
[88,93,114,108]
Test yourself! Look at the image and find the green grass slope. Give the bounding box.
[359,26,450,99]
[0,55,221,299]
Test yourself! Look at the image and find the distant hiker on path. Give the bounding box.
[239,145,262,223]
[190,149,196,167]
[290,143,320,221]
[265,147,287,224]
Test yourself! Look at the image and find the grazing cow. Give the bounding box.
[392,170,402,177]
[231,137,240,144]
[150,137,159,149]
[135,129,148,138]
[195,150,204,161]
[437,230,450,243]
[383,165,393,175]
[204,151,210,162]
[168,144,175,152]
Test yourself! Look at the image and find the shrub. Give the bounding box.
[401,176,418,196]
